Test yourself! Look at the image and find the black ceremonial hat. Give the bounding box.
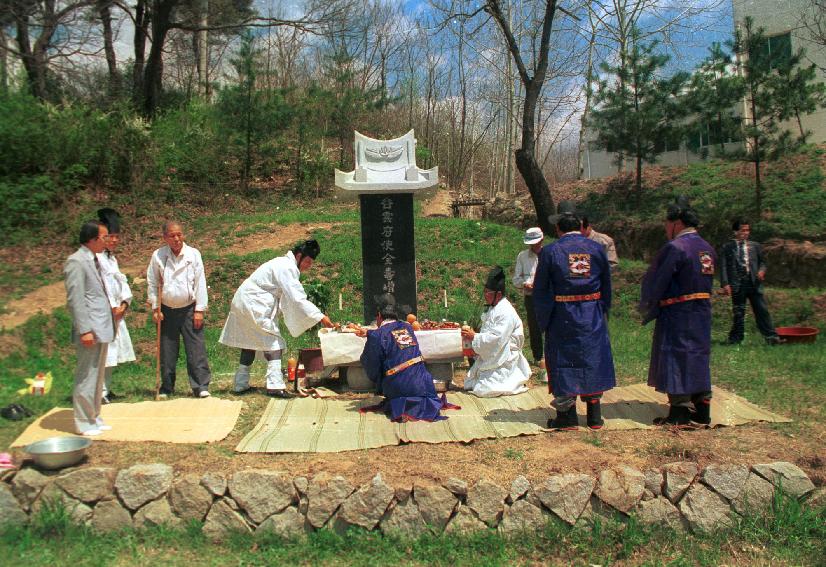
[296,239,321,259]
[548,200,578,225]
[97,208,121,234]
[484,266,506,293]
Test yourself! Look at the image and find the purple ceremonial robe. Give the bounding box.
[640,231,716,395]
[360,320,451,421]
[533,233,616,397]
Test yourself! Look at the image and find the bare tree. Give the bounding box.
[799,0,826,72]
[483,0,561,235]
[5,0,99,100]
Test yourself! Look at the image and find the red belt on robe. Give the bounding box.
[658,292,711,307]
[386,356,423,376]
[555,292,601,302]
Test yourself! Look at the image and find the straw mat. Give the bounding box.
[235,384,790,453]
[12,397,243,447]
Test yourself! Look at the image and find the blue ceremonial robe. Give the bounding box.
[640,231,716,395]
[533,233,616,397]
[360,320,453,421]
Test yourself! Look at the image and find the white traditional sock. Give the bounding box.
[233,363,252,392]
[265,359,285,390]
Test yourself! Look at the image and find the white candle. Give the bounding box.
[339,292,343,310]
[443,289,447,308]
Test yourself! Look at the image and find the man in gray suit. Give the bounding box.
[65,220,115,436]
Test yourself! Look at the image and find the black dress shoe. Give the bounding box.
[266,389,295,399]
[105,392,121,400]
[12,404,33,417]
[101,395,111,405]
[720,339,742,346]
[1,405,24,421]
[766,336,786,346]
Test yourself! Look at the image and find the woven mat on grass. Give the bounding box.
[235,384,790,453]
[11,397,243,447]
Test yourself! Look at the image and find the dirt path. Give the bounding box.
[0,222,336,331]
[421,189,453,217]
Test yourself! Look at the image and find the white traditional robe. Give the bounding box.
[464,297,531,397]
[96,252,136,367]
[219,251,324,351]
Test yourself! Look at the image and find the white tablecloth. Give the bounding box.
[319,328,463,366]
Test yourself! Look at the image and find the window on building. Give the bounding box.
[697,118,743,148]
[757,32,792,69]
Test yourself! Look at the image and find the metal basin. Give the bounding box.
[25,436,91,470]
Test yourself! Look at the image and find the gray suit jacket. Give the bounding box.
[65,246,115,344]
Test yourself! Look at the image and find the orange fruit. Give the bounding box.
[406,313,417,323]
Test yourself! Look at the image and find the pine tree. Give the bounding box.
[770,52,826,141]
[687,43,745,157]
[591,34,689,199]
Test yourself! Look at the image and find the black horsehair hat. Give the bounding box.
[294,238,321,259]
[97,208,121,233]
[484,266,506,293]
[548,200,579,225]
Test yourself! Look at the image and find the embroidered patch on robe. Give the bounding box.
[699,251,715,275]
[391,328,417,349]
[568,254,591,278]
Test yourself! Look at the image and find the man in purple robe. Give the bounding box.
[640,198,716,427]
[534,204,616,430]
[359,294,457,422]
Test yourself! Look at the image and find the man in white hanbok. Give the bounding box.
[219,240,335,397]
[96,208,135,403]
[461,266,531,397]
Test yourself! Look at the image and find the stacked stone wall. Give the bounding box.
[0,462,822,540]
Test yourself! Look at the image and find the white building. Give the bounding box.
[583,0,826,179]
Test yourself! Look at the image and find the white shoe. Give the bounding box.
[198,390,211,398]
[81,429,102,437]
[233,364,252,393]
[157,393,168,399]
[96,419,112,431]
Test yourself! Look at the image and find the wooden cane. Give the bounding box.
[154,275,163,401]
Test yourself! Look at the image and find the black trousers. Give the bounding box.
[727,280,778,343]
[160,303,212,394]
[523,294,544,362]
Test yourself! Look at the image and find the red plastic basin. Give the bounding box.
[775,327,819,344]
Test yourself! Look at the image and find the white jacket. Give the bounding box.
[464,298,531,397]
[97,252,136,366]
[219,251,324,352]
[146,243,208,311]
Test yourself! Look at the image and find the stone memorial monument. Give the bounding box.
[335,130,438,322]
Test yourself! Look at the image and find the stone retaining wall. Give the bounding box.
[0,462,822,540]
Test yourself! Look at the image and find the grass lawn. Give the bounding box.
[0,197,824,565]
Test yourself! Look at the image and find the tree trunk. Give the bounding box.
[518,81,555,235]
[0,29,7,93]
[98,1,120,97]
[196,0,208,96]
[133,0,148,105]
[142,0,178,117]
[15,12,48,100]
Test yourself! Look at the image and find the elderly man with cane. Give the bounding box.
[147,221,212,398]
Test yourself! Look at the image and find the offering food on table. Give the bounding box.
[411,321,422,331]
[419,320,461,330]
[406,313,417,323]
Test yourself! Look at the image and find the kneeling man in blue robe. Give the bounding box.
[533,204,616,430]
[359,294,458,422]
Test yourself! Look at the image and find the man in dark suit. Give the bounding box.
[65,220,116,435]
[719,218,782,345]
